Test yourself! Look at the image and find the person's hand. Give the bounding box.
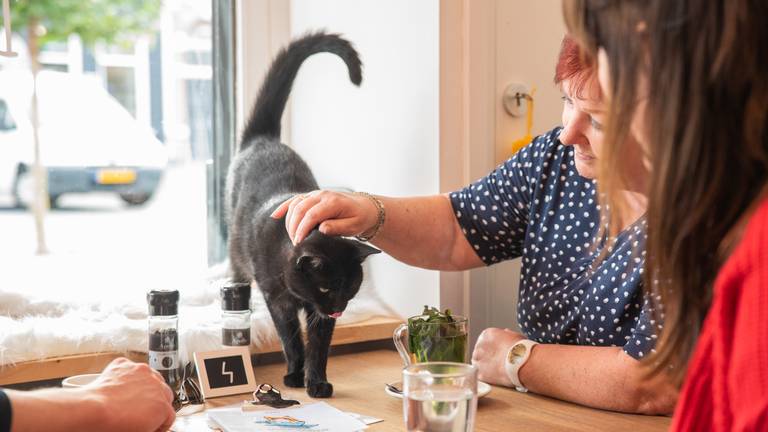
[86,358,176,432]
[270,190,379,244]
[471,328,527,387]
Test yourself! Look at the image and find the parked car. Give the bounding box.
[0,70,166,207]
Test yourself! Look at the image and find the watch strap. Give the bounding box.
[504,339,539,393]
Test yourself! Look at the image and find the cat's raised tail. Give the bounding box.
[240,31,362,149]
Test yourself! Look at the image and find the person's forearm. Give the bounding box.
[8,389,105,432]
[370,195,483,271]
[519,345,678,415]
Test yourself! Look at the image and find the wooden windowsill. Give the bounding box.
[0,316,402,386]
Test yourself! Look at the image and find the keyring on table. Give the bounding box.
[256,383,279,395]
[246,383,300,408]
[173,362,205,416]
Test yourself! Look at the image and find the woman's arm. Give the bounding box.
[472,328,678,415]
[271,191,484,271]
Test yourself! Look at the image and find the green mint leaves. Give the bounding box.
[408,305,467,363]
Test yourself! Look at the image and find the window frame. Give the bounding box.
[208,0,237,266]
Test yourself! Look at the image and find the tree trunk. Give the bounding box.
[27,18,48,255]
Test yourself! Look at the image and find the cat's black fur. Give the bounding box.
[226,32,380,398]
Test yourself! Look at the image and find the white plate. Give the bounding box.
[385,380,492,399]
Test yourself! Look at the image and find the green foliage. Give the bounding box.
[408,305,468,363]
[9,0,161,47]
[418,305,456,324]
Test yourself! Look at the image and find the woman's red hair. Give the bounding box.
[554,36,594,97]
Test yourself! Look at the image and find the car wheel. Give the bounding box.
[119,192,152,206]
[13,168,57,209]
[13,169,35,209]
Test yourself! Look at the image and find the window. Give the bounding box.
[0,1,213,306]
[0,99,16,131]
[105,66,137,116]
[0,1,398,373]
[207,0,236,264]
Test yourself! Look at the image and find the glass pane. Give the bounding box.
[106,66,136,116]
[208,0,235,265]
[41,63,68,72]
[0,99,16,131]
[0,1,212,343]
[42,41,68,53]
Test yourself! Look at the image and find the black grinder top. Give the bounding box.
[221,283,251,311]
[147,289,180,316]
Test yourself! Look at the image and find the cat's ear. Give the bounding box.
[354,242,382,261]
[296,254,324,272]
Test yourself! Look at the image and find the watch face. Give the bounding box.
[508,343,528,365]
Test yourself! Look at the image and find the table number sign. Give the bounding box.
[193,346,257,399]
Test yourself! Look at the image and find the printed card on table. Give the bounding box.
[207,402,369,432]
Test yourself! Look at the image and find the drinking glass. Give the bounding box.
[394,315,469,366]
[402,362,478,432]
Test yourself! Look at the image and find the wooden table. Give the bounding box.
[202,349,671,431]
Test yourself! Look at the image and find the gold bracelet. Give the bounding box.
[353,192,385,242]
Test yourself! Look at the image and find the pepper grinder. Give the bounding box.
[221,283,251,347]
[147,289,181,391]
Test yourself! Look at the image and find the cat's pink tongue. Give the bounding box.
[330,312,343,319]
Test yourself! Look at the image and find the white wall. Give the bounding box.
[289,0,440,318]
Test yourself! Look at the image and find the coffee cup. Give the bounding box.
[61,373,100,388]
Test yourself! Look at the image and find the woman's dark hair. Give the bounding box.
[564,0,768,386]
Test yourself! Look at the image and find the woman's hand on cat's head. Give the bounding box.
[271,190,379,245]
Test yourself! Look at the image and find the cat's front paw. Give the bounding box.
[307,381,334,398]
[283,371,305,388]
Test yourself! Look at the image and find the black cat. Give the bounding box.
[226,32,380,398]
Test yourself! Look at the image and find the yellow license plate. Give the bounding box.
[96,169,137,185]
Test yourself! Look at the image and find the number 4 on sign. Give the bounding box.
[222,361,234,384]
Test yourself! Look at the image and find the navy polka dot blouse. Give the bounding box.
[449,127,658,359]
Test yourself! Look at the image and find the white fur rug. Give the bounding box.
[0,261,396,366]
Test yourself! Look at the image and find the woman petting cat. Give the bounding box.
[227,32,380,399]
[271,36,677,413]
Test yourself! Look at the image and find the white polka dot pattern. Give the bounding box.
[449,127,660,359]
